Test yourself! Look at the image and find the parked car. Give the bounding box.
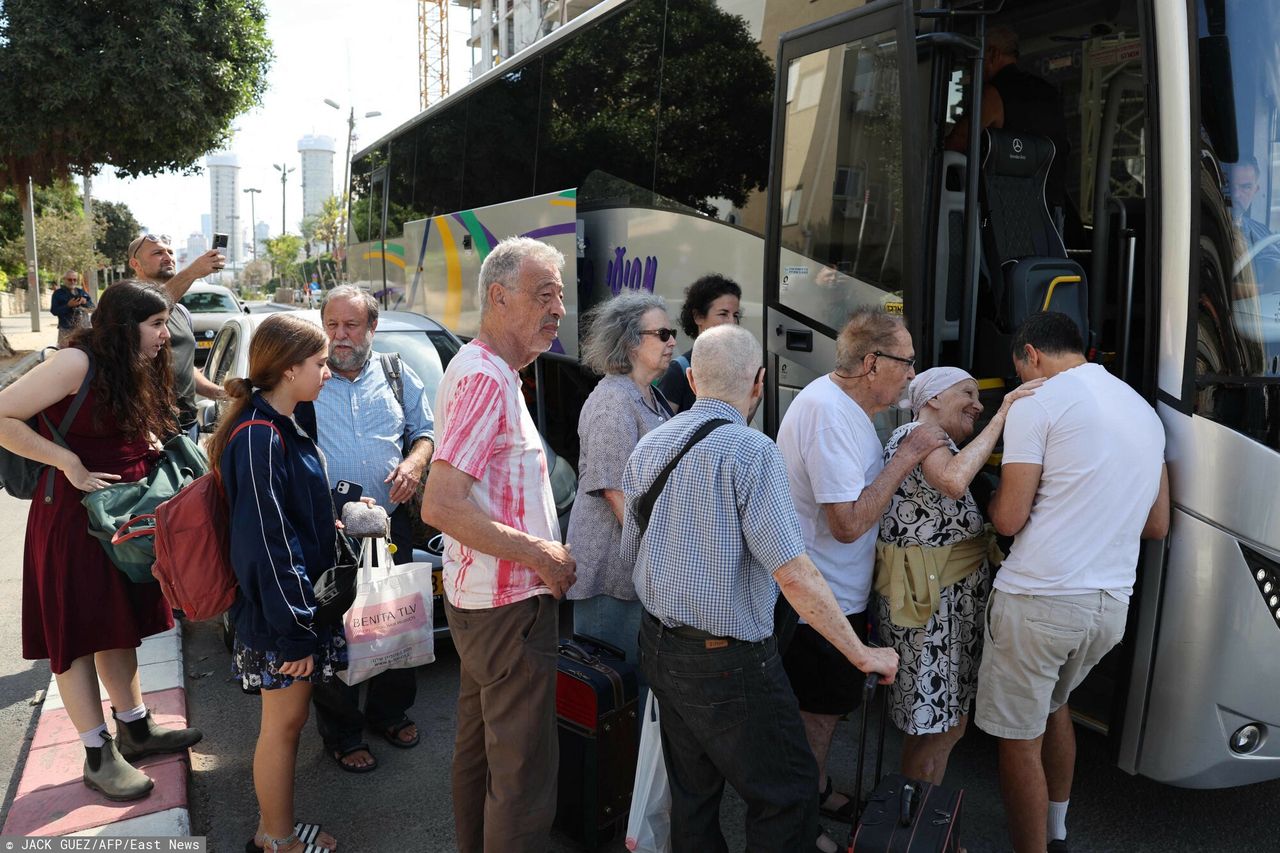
[198,308,579,643]
[179,282,249,367]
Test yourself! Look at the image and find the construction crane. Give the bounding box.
[419,0,450,110]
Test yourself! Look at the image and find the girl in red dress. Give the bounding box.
[0,281,201,801]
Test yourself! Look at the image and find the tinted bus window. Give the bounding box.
[1195,0,1280,449]
[535,0,664,199]
[412,105,466,218]
[465,63,542,208]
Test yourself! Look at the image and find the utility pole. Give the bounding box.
[83,173,100,300]
[23,178,40,332]
[243,187,262,260]
[272,163,295,235]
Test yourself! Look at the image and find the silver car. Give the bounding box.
[179,282,249,367]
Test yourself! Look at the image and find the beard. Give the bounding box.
[328,337,373,372]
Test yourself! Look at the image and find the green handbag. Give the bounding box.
[82,433,210,583]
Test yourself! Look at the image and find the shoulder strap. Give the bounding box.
[379,352,405,411]
[635,418,730,538]
[230,418,286,452]
[37,355,96,503]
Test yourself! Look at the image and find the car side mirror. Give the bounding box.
[197,400,220,433]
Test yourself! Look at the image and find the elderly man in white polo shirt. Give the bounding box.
[423,237,577,853]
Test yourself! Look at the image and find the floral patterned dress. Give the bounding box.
[876,421,992,735]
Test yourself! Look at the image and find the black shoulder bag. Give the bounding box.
[0,358,95,503]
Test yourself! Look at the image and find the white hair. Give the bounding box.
[478,237,565,319]
[690,324,760,402]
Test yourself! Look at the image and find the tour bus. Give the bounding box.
[348,0,1280,789]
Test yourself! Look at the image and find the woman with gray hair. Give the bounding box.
[874,367,1041,785]
[566,292,675,663]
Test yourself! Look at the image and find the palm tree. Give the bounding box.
[311,194,345,255]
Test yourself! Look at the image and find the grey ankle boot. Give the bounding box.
[112,708,203,761]
[83,734,154,801]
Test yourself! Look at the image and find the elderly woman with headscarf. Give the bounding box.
[567,292,675,666]
[874,367,1041,784]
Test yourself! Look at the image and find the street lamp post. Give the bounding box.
[272,163,295,235]
[323,99,381,269]
[243,187,261,260]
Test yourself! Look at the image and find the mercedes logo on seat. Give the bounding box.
[1012,138,1024,153]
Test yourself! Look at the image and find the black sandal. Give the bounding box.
[379,718,420,749]
[245,822,334,852]
[818,776,858,823]
[329,742,377,773]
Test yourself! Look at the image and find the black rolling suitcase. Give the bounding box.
[847,674,964,852]
[554,634,640,849]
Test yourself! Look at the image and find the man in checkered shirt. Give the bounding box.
[622,324,899,853]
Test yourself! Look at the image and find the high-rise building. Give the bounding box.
[200,214,212,246]
[187,232,208,261]
[255,221,270,260]
[297,135,336,222]
[206,153,242,268]
[461,0,605,79]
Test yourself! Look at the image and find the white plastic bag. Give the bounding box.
[625,691,671,853]
[339,537,436,685]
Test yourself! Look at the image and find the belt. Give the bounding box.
[645,611,743,648]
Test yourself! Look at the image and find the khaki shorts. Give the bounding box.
[974,589,1128,740]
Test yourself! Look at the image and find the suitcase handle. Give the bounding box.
[559,641,599,666]
[849,669,890,848]
[898,781,917,827]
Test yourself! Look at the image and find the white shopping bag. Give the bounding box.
[625,691,671,853]
[339,537,436,685]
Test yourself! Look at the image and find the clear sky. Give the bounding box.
[92,0,474,258]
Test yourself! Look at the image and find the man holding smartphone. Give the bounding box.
[308,284,436,774]
[127,234,227,438]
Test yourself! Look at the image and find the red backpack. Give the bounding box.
[149,419,283,621]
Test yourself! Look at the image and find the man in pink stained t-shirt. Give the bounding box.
[423,236,577,853]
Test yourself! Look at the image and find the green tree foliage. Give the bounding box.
[0,207,105,282]
[311,195,345,255]
[95,200,143,269]
[239,258,271,291]
[264,234,304,284]
[0,180,81,274]
[0,1,273,192]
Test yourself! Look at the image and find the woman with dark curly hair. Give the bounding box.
[0,280,201,802]
[658,273,742,413]
[206,312,342,853]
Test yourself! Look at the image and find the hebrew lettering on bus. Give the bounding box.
[607,246,658,295]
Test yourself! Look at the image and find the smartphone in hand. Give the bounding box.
[332,480,364,515]
[212,233,229,250]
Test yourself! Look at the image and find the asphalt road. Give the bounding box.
[181,612,1280,853]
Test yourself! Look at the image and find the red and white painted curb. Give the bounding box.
[2,625,192,837]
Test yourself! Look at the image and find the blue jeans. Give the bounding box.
[638,614,818,853]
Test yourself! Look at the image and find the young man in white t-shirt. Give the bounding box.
[776,309,946,849]
[423,238,576,853]
[980,312,1170,853]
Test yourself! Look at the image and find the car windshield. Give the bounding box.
[181,292,239,313]
[372,330,460,404]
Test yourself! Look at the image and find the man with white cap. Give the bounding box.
[776,306,946,851]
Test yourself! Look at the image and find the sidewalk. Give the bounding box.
[0,309,57,389]
[0,313,197,838]
[0,627,194,837]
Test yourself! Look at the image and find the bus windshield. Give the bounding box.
[1198,0,1280,379]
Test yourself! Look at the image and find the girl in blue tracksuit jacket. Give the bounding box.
[205,313,341,853]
